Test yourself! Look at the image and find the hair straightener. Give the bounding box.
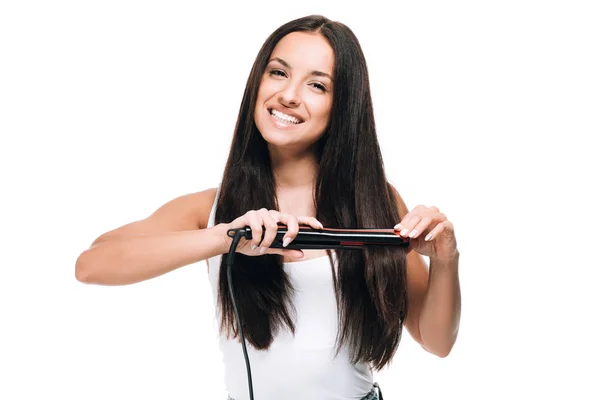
[226,224,410,249]
[225,225,402,400]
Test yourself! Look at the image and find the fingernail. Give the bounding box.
[425,233,433,241]
[283,237,291,247]
[400,228,409,236]
[251,245,257,250]
[318,222,324,229]
[259,246,267,254]
[409,229,418,238]
[394,224,402,230]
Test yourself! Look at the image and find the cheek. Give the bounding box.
[257,78,279,97]
[312,99,332,121]
[255,83,272,112]
[255,79,268,102]
[255,85,266,103]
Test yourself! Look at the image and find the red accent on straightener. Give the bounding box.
[341,242,364,246]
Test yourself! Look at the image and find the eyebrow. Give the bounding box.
[268,57,333,81]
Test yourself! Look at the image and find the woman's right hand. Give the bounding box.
[225,208,323,258]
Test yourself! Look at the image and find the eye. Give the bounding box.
[269,69,286,77]
[311,82,327,92]
[268,69,328,93]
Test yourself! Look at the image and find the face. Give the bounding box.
[254,31,334,151]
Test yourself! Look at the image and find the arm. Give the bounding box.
[75,188,228,285]
[418,251,460,357]
[390,184,461,357]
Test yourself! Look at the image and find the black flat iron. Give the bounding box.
[227,224,410,249]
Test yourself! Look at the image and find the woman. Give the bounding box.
[75,15,461,400]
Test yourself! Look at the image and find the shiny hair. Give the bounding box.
[214,14,408,370]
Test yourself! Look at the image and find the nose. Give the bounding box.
[277,81,302,107]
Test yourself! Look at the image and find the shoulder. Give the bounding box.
[173,187,218,229]
[387,182,409,218]
[90,187,218,245]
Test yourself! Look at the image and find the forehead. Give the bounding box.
[270,32,334,76]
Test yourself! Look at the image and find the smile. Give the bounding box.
[268,108,304,129]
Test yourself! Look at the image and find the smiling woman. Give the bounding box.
[76,14,460,400]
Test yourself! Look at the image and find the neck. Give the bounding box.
[268,145,318,190]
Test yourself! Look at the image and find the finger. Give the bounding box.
[297,216,324,230]
[246,210,264,250]
[258,208,279,253]
[394,211,414,231]
[274,213,299,247]
[409,212,446,238]
[408,211,447,238]
[406,216,433,239]
[396,214,422,237]
[395,208,445,235]
[424,220,453,241]
[266,248,305,258]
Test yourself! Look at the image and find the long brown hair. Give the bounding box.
[214,15,408,371]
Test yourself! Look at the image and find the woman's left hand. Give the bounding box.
[394,205,458,261]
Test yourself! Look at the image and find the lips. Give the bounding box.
[267,109,302,129]
[267,106,305,123]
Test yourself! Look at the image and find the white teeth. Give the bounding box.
[270,108,301,124]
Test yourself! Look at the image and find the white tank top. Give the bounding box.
[205,187,374,400]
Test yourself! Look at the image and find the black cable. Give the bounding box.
[226,229,254,400]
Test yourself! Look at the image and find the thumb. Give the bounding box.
[268,249,305,259]
[408,237,422,253]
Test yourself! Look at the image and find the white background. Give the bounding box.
[1,0,599,399]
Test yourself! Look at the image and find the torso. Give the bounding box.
[204,188,375,398]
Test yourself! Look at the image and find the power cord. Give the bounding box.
[226,228,254,400]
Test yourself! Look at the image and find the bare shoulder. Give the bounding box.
[91,187,218,245]
[149,187,219,230]
[387,182,409,218]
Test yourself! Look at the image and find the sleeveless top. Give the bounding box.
[205,186,374,400]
